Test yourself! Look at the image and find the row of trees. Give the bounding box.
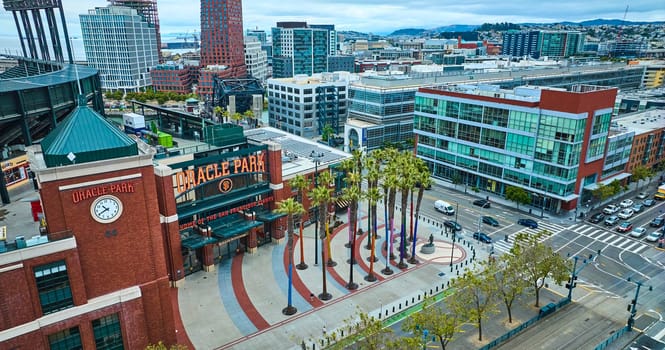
[212,106,258,126]
[104,90,199,105]
[274,148,434,314]
[327,232,571,350]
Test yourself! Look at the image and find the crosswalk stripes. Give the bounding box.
[567,223,651,254]
[493,221,565,254]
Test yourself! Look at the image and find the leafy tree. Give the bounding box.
[104,91,113,99]
[145,342,187,350]
[447,267,499,341]
[231,112,243,125]
[608,179,622,196]
[505,185,531,209]
[495,253,529,323]
[451,173,462,189]
[326,308,393,350]
[321,124,335,142]
[511,231,570,307]
[112,90,123,100]
[631,165,653,189]
[403,297,461,350]
[213,106,223,122]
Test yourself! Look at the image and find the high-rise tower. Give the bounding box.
[109,0,162,61]
[198,0,247,96]
[200,0,246,73]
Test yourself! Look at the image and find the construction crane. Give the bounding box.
[617,5,629,43]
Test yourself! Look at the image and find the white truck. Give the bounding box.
[434,200,455,215]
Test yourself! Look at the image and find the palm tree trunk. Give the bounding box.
[346,200,358,290]
[296,220,307,270]
[283,217,297,315]
[382,188,393,275]
[319,202,331,300]
[365,202,377,282]
[409,190,414,241]
[397,188,409,269]
[409,188,425,264]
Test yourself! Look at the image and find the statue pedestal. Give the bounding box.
[420,244,435,254]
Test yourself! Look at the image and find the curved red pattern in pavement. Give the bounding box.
[325,222,359,292]
[232,254,270,330]
[284,236,324,308]
[353,226,386,281]
[170,289,195,349]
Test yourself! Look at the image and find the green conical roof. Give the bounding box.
[42,99,138,167]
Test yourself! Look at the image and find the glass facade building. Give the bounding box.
[414,84,617,214]
[271,26,330,78]
[80,6,158,91]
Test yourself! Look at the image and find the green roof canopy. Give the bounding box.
[42,97,138,167]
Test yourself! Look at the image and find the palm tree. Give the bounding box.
[396,153,416,269]
[409,160,433,264]
[317,169,337,267]
[275,197,305,315]
[382,169,399,275]
[213,106,222,123]
[231,112,243,125]
[290,174,309,270]
[243,109,256,128]
[222,109,230,123]
[310,179,333,301]
[338,158,355,248]
[364,158,381,250]
[364,186,382,282]
[342,173,362,290]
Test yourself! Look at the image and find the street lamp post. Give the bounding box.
[422,329,429,350]
[626,277,653,329]
[310,151,324,266]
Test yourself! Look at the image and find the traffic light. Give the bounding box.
[565,275,578,289]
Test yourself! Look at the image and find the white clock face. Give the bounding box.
[90,195,123,223]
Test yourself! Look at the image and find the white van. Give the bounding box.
[434,200,455,215]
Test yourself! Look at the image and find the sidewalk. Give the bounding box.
[177,201,487,349]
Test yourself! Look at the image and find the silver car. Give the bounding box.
[630,227,646,238]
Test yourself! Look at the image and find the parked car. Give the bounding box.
[604,215,620,226]
[620,199,634,208]
[645,231,663,242]
[650,217,665,228]
[636,192,648,199]
[473,199,491,208]
[618,209,634,220]
[517,218,539,229]
[473,231,492,243]
[589,213,605,224]
[617,221,633,233]
[630,227,647,238]
[643,199,656,207]
[444,220,462,232]
[603,205,620,215]
[482,216,499,227]
[631,204,644,213]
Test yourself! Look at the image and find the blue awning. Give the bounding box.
[211,220,263,243]
[181,233,218,250]
[256,211,286,222]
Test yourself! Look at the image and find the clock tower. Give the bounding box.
[34,97,178,347]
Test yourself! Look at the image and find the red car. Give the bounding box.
[616,221,633,233]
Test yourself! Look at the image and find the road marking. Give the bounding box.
[577,226,596,235]
[632,245,649,254]
[594,232,611,241]
[601,235,617,243]
[617,239,633,248]
[623,241,639,251]
[586,229,603,238]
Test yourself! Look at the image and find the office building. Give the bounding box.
[272,23,330,78]
[246,29,267,45]
[267,73,353,138]
[344,75,421,152]
[413,84,618,214]
[150,62,193,93]
[245,36,269,83]
[502,30,584,59]
[109,0,162,62]
[80,6,159,91]
[618,109,665,173]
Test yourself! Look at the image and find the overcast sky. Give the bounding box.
[0,0,663,44]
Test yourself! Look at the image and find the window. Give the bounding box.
[93,313,124,350]
[35,260,73,314]
[48,327,82,350]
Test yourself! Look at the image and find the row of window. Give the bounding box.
[48,314,123,350]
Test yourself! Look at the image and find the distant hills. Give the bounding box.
[385,19,664,37]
